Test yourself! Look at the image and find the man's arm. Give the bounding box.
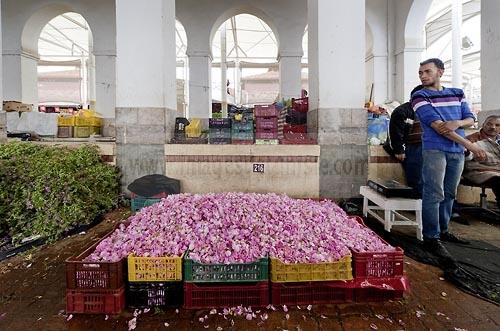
[430,120,486,160]
[388,108,407,161]
[435,117,474,135]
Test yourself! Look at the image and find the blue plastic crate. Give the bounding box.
[131,197,161,212]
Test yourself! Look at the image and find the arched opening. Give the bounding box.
[211,14,279,107]
[37,12,93,110]
[175,19,188,115]
[423,0,481,112]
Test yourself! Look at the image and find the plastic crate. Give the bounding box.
[66,287,125,314]
[128,254,183,282]
[57,126,74,138]
[254,104,279,117]
[74,126,92,138]
[270,255,353,282]
[131,197,161,212]
[281,133,317,145]
[183,254,268,283]
[283,124,307,134]
[255,139,279,145]
[354,288,404,302]
[58,115,75,126]
[66,234,125,290]
[209,137,231,145]
[271,281,353,305]
[183,281,269,309]
[292,97,309,113]
[75,116,102,127]
[126,282,183,308]
[232,120,254,131]
[255,129,278,140]
[209,128,231,139]
[231,131,254,140]
[209,118,231,128]
[255,117,278,130]
[349,216,404,279]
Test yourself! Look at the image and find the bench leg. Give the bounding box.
[416,210,423,241]
[384,209,392,232]
[363,197,368,217]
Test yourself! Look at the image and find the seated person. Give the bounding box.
[463,115,500,208]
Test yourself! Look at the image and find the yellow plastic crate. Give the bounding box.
[270,255,353,282]
[74,126,91,138]
[127,254,183,282]
[75,116,102,127]
[58,115,75,126]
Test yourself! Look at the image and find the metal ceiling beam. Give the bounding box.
[61,14,88,30]
[47,23,88,54]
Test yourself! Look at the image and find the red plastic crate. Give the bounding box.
[256,117,278,130]
[66,287,126,314]
[283,124,307,134]
[255,129,278,140]
[292,97,309,113]
[271,281,353,305]
[183,282,269,309]
[254,104,279,117]
[354,288,404,302]
[348,216,404,279]
[66,231,125,290]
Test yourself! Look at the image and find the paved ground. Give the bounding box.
[0,208,498,331]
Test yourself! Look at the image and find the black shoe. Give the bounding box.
[440,232,470,244]
[422,239,453,259]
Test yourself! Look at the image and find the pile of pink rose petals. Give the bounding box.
[86,193,395,263]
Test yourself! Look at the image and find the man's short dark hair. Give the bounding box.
[485,114,500,123]
[410,85,424,97]
[420,58,445,70]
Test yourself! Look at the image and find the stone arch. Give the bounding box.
[10,1,117,119]
[209,5,280,56]
[405,0,433,48]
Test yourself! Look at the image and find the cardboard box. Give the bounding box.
[3,101,22,112]
[3,101,33,112]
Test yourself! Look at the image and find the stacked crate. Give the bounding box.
[126,254,183,308]
[183,252,269,309]
[269,254,354,305]
[57,115,75,138]
[254,104,279,144]
[209,118,232,144]
[349,216,406,302]
[65,231,126,314]
[74,111,102,138]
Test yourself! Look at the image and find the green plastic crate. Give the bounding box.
[131,197,161,212]
[183,253,269,283]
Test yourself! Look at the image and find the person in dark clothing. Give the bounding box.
[384,85,424,196]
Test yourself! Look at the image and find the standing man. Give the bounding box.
[385,85,424,197]
[411,58,486,256]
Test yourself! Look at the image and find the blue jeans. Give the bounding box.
[422,150,464,239]
[403,144,423,197]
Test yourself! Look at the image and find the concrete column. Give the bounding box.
[366,54,389,104]
[279,51,303,100]
[451,0,463,88]
[395,48,423,103]
[480,0,500,123]
[0,2,5,143]
[2,51,38,106]
[116,0,177,192]
[308,0,367,199]
[94,52,116,135]
[187,51,212,118]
